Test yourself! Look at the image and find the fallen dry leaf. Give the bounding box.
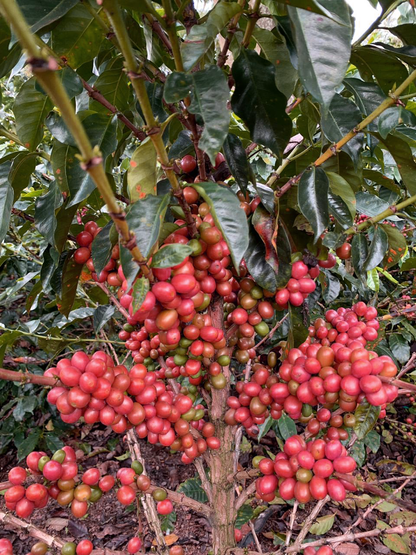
[152,534,179,546]
[335,542,360,555]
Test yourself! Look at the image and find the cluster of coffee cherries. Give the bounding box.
[256,434,357,504]
[4,446,115,520]
[74,221,121,287]
[21,540,93,555]
[45,350,221,465]
[274,302,398,419]
[117,469,173,516]
[275,260,318,308]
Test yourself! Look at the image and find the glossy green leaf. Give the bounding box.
[253,27,298,99]
[309,514,335,535]
[350,439,366,467]
[54,201,78,254]
[139,81,167,125]
[389,334,410,364]
[223,134,251,193]
[90,57,132,114]
[164,66,230,164]
[245,224,278,292]
[236,504,255,529]
[84,113,118,160]
[169,130,194,160]
[35,181,63,247]
[322,151,363,192]
[0,163,13,244]
[181,1,242,71]
[93,305,116,333]
[192,182,249,269]
[17,429,41,461]
[132,277,150,313]
[328,191,353,229]
[367,268,380,292]
[126,194,170,258]
[388,24,416,46]
[13,78,52,150]
[363,226,388,271]
[351,46,409,95]
[51,140,92,203]
[287,303,309,349]
[59,252,83,316]
[320,271,341,304]
[120,245,140,291]
[376,43,416,66]
[364,430,381,453]
[373,132,416,196]
[231,49,292,160]
[41,245,59,292]
[352,234,368,277]
[326,172,356,218]
[46,112,77,147]
[151,244,193,269]
[354,399,380,440]
[177,477,208,503]
[278,412,297,440]
[288,1,352,111]
[275,0,350,24]
[0,18,21,79]
[363,169,400,194]
[128,138,158,201]
[298,167,329,241]
[343,78,386,130]
[378,107,416,139]
[9,152,37,202]
[50,4,104,69]
[321,93,363,167]
[17,0,78,32]
[91,221,115,276]
[382,224,407,268]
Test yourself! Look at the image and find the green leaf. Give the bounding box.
[181,1,242,71]
[350,439,366,467]
[13,78,52,150]
[169,130,194,160]
[389,334,410,364]
[0,163,13,244]
[177,476,208,503]
[253,27,298,99]
[223,133,251,193]
[401,257,416,271]
[17,0,78,33]
[326,171,356,218]
[354,399,380,440]
[252,205,279,275]
[17,429,41,461]
[382,224,407,268]
[50,4,105,69]
[51,140,95,204]
[367,268,380,292]
[91,221,115,276]
[231,49,292,160]
[90,57,132,114]
[278,413,297,440]
[120,245,140,291]
[364,430,381,454]
[287,303,309,350]
[164,66,230,164]
[355,192,392,219]
[35,181,63,247]
[322,151,363,192]
[14,396,37,422]
[321,94,363,167]
[45,433,64,453]
[126,193,170,258]
[298,167,329,241]
[245,224,278,293]
[351,46,408,96]
[127,138,157,201]
[308,514,335,535]
[275,0,351,24]
[352,234,368,278]
[236,504,255,528]
[191,182,249,269]
[151,244,193,269]
[132,277,150,313]
[328,191,353,229]
[320,271,341,304]
[257,416,273,441]
[373,133,416,196]
[288,1,352,111]
[378,107,416,139]
[388,24,416,46]
[383,533,410,554]
[9,152,38,202]
[363,226,388,271]
[59,253,83,317]
[93,305,116,333]
[0,18,21,79]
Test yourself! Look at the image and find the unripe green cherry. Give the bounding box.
[152,488,167,501]
[38,456,50,471]
[132,461,144,475]
[254,322,269,337]
[52,450,66,463]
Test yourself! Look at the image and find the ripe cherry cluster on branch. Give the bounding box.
[256,434,357,504]
[46,350,220,464]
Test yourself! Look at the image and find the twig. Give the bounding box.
[146,484,211,516]
[94,281,130,320]
[397,352,416,380]
[233,426,244,474]
[250,521,263,554]
[194,457,213,505]
[217,0,246,68]
[244,360,253,383]
[0,481,12,491]
[235,480,257,511]
[285,501,299,547]
[254,313,289,351]
[289,496,329,552]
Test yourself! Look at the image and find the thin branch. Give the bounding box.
[250,521,263,554]
[218,0,246,68]
[194,457,213,505]
[233,426,244,474]
[397,352,416,380]
[235,480,257,511]
[351,0,405,49]
[289,496,329,552]
[285,500,299,547]
[242,0,261,48]
[254,313,289,351]
[0,368,57,387]
[146,484,211,516]
[94,281,130,320]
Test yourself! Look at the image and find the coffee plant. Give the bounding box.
[1,0,416,554]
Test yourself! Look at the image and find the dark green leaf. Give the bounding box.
[389,334,410,364]
[17,429,41,461]
[275,220,293,288]
[50,4,105,68]
[90,57,132,114]
[181,1,242,71]
[309,514,335,535]
[9,152,38,202]
[378,106,416,139]
[93,305,116,333]
[252,205,279,275]
[287,303,309,349]
[41,245,59,292]
[223,133,251,193]
[321,94,363,167]
[288,1,352,111]
[13,78,52,151]
[128,138,157,201]
[151,244,193,269]
[178,476,208,503]
[350,439,366,467]
[192,182,249,269]
[0,163,13,244]
[245,224,278,292]
[352,234,368,277]
[236,504,255,528]
[363,226,388,271]
[373,132,416,196]
[46,112,77,147]
[322,151,363,192]
[59,253,82,317]
[51,140,95,204]
[120,245,140,291]
[137,81,167,124]
[91,221,115,276]
[35,181,63,247]
[273,0,351,24]
[363,169,400,194]
[231,49,292,160]
[387,24,416,46]
[0,18,21,79]
[164,66,230,164]
[257,416,273,441]
[17,0,78,33]
[278,412,297,440]
[355,192,391,218]
[298,167,329,241]
[126,194,170,258]
[354,399,380,440]
[382,224,407,268]
[326,171,356,218]
[14,396,37,422]
[253,27,298,99]
[351,46,408,95]
[169,130,194,160]
[255,184,275,214]
[364,430,381,454]
[45,434,64,453]
[320,271,341,304]
[84,113,118,161]
[401,257,416,271]
[132,277,150,313]
[343,78,386,130]
[328,191,353,229]
[375,43,416,66]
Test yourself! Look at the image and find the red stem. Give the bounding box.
[0,368,56,386]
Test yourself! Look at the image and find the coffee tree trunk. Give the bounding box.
[209,297,237,555]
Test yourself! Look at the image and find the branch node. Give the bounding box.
[108,211,126,221]
[28,57,59,72]
[80,156,103,171]
[389,204,398,213]
[147,126,161,136]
